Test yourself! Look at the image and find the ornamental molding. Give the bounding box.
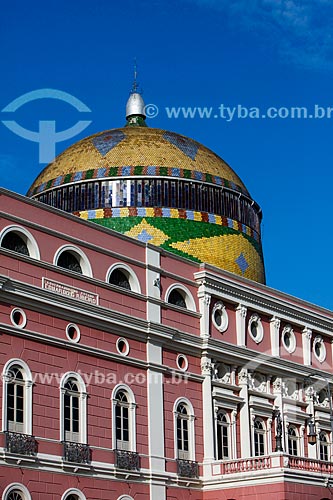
[194,271,333,334]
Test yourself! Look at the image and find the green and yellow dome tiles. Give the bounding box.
[28,91,265,284]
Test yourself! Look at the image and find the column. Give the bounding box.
[146,247,161,323]
[201,356,215,476]
[238,367,251,457]
[302,327,312,366]
[270,316,280,357]
[198,285,211,338]
[235,304,247,347]
[146,339,166,500]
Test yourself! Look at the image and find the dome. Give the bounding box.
[27,97,265,283]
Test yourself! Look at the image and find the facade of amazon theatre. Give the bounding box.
[0,88,333,500]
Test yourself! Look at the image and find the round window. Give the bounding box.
[282,325,296,353]
[313,336,326,363]
[248,314,263,343]
[66,323,81,343]
[10,308,27,329]
[176,354,188,372]
[116,337,130,356]
[212,301,229,333]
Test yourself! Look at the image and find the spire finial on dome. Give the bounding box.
[131,58,138,94]
[125,59,147,127]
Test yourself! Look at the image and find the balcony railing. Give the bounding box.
[4,431,38,456]
[177,459,199,478]
[288,456,333,474]
[115,450,140,470]
[63,441,91,464]
[222,456,271,474]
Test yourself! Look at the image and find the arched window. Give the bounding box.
[64,379,80,442]
[7,367,24,433]
[216,411,230,460]
[109,268,130,289]
[0,226,40,259]
[61,489,86,500]
[166,284,196,311]
[106,264,141,293]
[54,245,92,277]
[112,385,136,452]
[2,360,33,435]
[319,431,329,461]
[60,373,87,444]
[174,399,195,460]
[115,391,130,450]
[254,418,266,456]
[169,289,186,308]
[58,251,82,273]
[1,232,29,256]
[287,425,299,456]
[2,484,32,500]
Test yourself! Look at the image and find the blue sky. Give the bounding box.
[0,0,332,309]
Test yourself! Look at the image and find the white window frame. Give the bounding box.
[287,424,299,456]
[212,301,229,333]
[2,483,32,500]
[111,384,137,452]
[2,359,33,435]
[0,225,40,260]
[165,284,196,311]
[54,245,93,277]
[106,263,141,293]
[215,410,231,460]
[318,430,330,462]
[60,372,87,444]
[61,488,87,500]
[253,417,267,457]
[173,397,196,461]
[248,313,264,344]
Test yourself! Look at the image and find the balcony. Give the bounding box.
[177,459,199,478]
[115,449,140,470]
[211,453,333,479]
[221,455,271,474]
[62,441,91,463]
[4,431,38,456]
[288,456,333,474]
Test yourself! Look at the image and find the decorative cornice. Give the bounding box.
[194,269,333,334]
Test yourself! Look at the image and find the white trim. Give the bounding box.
[59,371,87,443]
[0,224,40,259]
[173,397,196,460]
[106,263,141,293]
[2,359,33,434]
[313,335,326,363]
[65,323,81,343]
[116,337,130,356]
[10,308,27,329]
[212,301,229,333]
[176,354,188,372]
[248,313,264,344]
[111,384,137,452]
[54,244,93,277]
[2,484,32,500]
[165,283,196,312]
[61,488,86,500]
[281,324,296,354]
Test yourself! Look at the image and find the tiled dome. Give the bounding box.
[28,97,265,284]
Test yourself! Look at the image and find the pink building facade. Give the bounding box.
[0,188,333,499]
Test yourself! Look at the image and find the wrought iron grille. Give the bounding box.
[5,431,37,455]
[63,441,91,463]
[115,449,140,470]
[177,459,199,478]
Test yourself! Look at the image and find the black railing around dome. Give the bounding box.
[34,178,261,235]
